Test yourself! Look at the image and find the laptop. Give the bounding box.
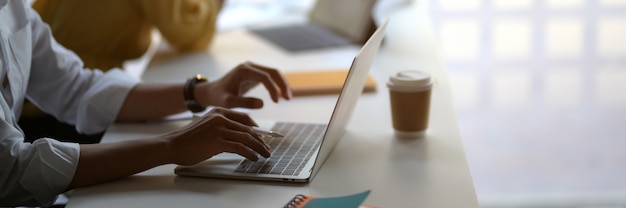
[174,20,387,183]
[249,0,378,52]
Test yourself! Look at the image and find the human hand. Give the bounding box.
[164,107,271,166]
[196,61,292,109]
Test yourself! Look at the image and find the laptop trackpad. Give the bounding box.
[177,153,243,174]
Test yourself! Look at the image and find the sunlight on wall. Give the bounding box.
[548,0,584,7]
[595,69,626,107]
[437,0,481,12]
[428,0,626,206]
[491,70,533,110]
[545,18,583,58]
[493,0,533,10]
[597,17,626,57]
[439,20,481,61]
[492,18,533,60]
[448,72,480,110]
[544,69,584,108]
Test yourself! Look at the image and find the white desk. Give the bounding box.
[66,2,478,208]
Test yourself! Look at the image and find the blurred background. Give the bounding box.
[429,0,626,207]
[200,0,626,207]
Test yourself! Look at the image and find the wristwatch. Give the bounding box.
[183,74,208,113]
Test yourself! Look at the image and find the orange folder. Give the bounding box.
[284,70,377,96]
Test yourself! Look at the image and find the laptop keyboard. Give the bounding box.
[235,122,326,176]
[250,24,352,52]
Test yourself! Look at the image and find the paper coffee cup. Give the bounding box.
[387,70,433,138]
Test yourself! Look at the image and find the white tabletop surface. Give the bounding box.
[66,2,479,207]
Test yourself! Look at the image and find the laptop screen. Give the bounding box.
[309,20,388,180]
[309,0,378,44]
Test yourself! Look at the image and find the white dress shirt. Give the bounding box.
[0,0,139,206]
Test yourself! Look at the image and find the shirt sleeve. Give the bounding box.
[0,120,78,207]
[21,138,79,204]
[24,6,139,134]
[1,2,136,207]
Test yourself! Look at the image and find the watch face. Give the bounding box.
[195,74,208,82]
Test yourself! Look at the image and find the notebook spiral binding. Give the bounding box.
[284,194,308,208]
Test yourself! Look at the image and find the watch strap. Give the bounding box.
[183,74,207,113]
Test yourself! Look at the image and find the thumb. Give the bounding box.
[226,96,264,109]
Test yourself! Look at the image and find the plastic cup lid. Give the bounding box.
[387,70,432,92]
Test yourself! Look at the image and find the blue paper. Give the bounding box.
[303,190,371,208]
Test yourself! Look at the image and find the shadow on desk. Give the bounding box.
[73,173,307,199]
[173,176,307,193]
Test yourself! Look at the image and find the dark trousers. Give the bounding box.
[18,114,104,144]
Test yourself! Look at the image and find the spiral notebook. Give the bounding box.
[283,190,378,208]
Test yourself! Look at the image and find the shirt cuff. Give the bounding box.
[20,138,79,206]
